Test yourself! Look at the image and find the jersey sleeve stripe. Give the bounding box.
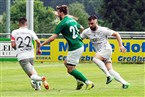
[11,35,15,41]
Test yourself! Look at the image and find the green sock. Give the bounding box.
[69,69,88,83]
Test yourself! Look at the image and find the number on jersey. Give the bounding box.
[69,25,79,39]
[16,36,31,48]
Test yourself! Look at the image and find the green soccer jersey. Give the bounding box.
[54,16,84,51]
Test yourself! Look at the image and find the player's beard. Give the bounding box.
[59,16,62,20]
[90,26,97,31]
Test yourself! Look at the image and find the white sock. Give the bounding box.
[30,74,42,81]
[109,69,128,84]
[32,67,38,75]
[93,58,111,77]
[85,80,92,85]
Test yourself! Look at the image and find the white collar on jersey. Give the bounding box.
[19,27,28,29]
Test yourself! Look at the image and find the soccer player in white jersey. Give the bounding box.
[11,17,49,90]
[80,15,130,89]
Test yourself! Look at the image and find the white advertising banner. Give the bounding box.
[0,41,16,58]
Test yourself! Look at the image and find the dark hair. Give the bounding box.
[56,5,68,15]
[88,15,97,21]
[19,17,27,25]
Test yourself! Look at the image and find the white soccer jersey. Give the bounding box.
[11,27,38,61]
[81,26,115,52]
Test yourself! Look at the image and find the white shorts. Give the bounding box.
[97,48,112,63]
[66,46,84,65]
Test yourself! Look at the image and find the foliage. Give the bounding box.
[97,19,112,28]
[99,0,145,31]
[41,0,109,28]
[82,0,102,16]
[0,22,5,33]
[69,2,89,28]
[1,0,56,33]
[1,0,144,32]
[43,0,102,16]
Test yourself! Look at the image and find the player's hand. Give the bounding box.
[37,49,42,55]
[119,46,126,54]
[40,44,43,47]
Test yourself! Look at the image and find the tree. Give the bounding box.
[82,0,102,17]
[0,22,5,33]
[1,0,56,33]
[99,0,145,31]
[42,0,102,17]
[42,0,108,28]
[69,2,89,28]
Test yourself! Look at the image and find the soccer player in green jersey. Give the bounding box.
[40,5,94,90]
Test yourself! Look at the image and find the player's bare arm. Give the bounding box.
[112,32,126,53]
[79,25,84,33]
[35,39,41,54]
[11,41,16,50]
[41,34,58,46]
[35,39,41,48]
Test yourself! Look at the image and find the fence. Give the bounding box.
[0,32,145,39]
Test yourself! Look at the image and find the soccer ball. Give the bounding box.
[30,80,42,90]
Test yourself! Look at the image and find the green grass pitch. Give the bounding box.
[0,61,144,97]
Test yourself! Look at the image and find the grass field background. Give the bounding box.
[0,61,144,97]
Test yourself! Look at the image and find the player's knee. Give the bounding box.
[67,68,72,73]
[67,69,71,73]
[64,60,67,66]
[66,64,75,73]
[67,67,74,73]
[106,66,112,71]
[106,63,113,71]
